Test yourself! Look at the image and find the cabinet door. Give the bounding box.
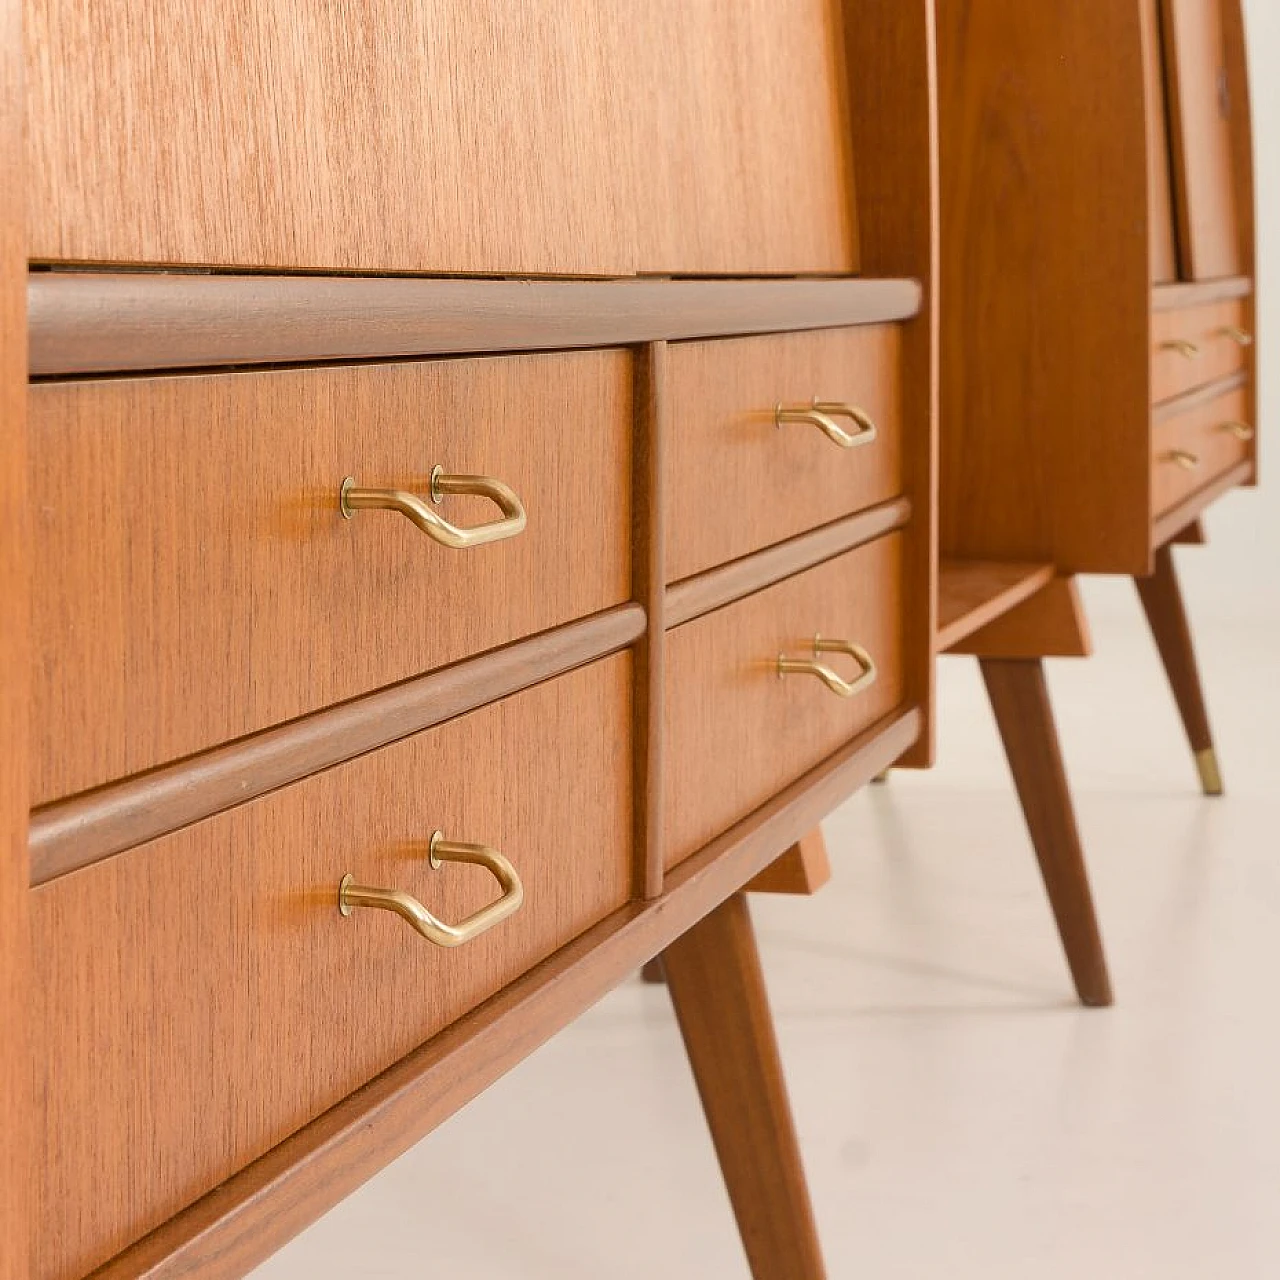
[1160,0,1245,279]
[1141,0,1178,283]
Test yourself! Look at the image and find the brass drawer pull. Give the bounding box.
[340,465,527,549]
[1160,339,1201,360]
[1222,420,1255,442]
[339,831,524,948]
[1220,325,1253,348]
[1164,449,1201,471]
[775,398,878,449]
[777,635,877,699]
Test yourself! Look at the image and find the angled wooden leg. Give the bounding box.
[661,893,826,1279]
[980,659,1113,1007]
[1134,543,1223,795]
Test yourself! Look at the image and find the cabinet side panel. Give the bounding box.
[937,0,1153,575]
[0,0,30,1271]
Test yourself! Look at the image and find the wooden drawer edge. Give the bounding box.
[1151,457,1255,548]
[1151,369,1249,419]
[30,604,645,885]
[1150,276,1252,312]
[85,706,919,1280]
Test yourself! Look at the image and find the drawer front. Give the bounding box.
[665,327,904,583]
[664,535,905,867]
[32,655,633,1280]
[30,351,632,805]
[1151,299,1252,403]
[1151,385,1253,518]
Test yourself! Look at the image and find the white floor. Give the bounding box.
[256,570,1280,1279]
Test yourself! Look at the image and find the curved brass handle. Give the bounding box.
[338,831,524,948]
[1220,325,1253,348]
[1161,339,1201,360]
[340,465,526,549]
[1164,449,1201,471]
[775,399,878,449]
[777,635,878,699]
[1221,420,1255,442]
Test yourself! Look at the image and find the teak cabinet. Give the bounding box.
[2,2,937,1277]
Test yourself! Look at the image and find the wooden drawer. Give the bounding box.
[665,327,904,583]
[29,351,632,805]
[1151,299,1252,403]
[1151,384,1253,518]
[664,534,906,867]
[32,655,633,1280]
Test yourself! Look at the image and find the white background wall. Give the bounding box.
[1089,0,1278,625]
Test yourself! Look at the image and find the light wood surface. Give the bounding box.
[744,829,832,896]
[664,536,906,867]
[1151,298,1252,403]
[948,578,1092,661]
[0,0,29,1271]
[30,605,645,884]
[980,660,1113,1007]
[839,0,939,767]
[935,560,1056,653]
[665,326,904,583]
[1136,544,1221,788]
[937,0,1153,575]
[666,498,911,631]
[1151,275,1253,310]
[30,351,632,804]
[34,656,633,1279]
[28,2,858,276]
[87,708,920,1280]
[1150,383,1252,517]
[662,894,827,1279]
[28,274,923,378]
[1160,0,1245,280]
[1151,457,1254,548]
[1141,0,1179,284]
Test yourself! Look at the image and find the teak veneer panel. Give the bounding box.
[937,0,1153,575]
[33,656,633,1280]
[29,350,632,804]
[1151,297,1252,403]
[1141,0,1179,284]
[935,560,1055,653]
[664,534,905,867]
[1151,383,1252,518]
[665,325,904,583]
[27,1,858,276]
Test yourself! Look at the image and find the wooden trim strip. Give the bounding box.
[634,343,668,900]
[665,496,912,629]
[30,605,645,885]
[1151,458,1255,548]
[935,559,1056,652]
[86,707,920,1280]
[1151,370,1249,423]
[1150,275,1253,312]
[28,273,923,377]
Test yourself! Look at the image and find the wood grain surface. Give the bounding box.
[30,605,644,884]
[28,1,857,275]
[30,350,632,804]
[28,274,924,378]
[839,0,939,766]
[935,560,1055,652]
[1141,0,1179,284]
[947,577,1092,661]
[34,656,633,1280]
[1150,457,1253,547]
[82,709,920,1280]
[1161,0,1245,280]
[1151,275,1252,310]
[744,828,832,896]
[662,894,827,1278]
[664,535,905,867]
[1151,383,1252,517]
[0,0,29,1270]
[1151,297,1252,403]
[665,326,905,583]
[937,0,1153,575]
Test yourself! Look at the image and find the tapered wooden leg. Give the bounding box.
[661,893,826,1279]
[1134,543,1223,795]
[980,659,1113,1007]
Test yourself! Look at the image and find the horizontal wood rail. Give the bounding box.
[29,273,923,377]
[666,497,912,629]
[30,605,645,884]
[936,559,1056,652]
[1150,275,1253,312]
[1151,458,1255,549]
[84,707,920,1280]
[1152,370,1250,423]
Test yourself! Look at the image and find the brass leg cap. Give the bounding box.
[871,770,890,785]
[1195,748,1224,797]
